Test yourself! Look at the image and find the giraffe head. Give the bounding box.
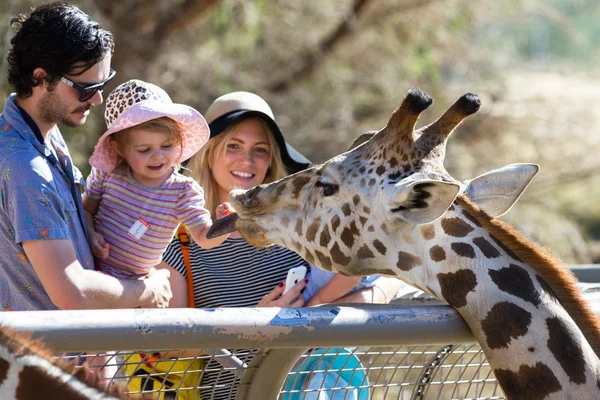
[211,89,537,275]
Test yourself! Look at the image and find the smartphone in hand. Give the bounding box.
[282,266,307,295]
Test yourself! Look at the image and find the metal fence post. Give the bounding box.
[238,348,308,400]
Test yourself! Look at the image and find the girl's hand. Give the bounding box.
[215,202,235,219]
[90,231,110,260]
[257,279,308,307]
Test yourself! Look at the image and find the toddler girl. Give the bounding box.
[83,80,230,279]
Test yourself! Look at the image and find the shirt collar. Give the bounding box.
[3,94,61,156]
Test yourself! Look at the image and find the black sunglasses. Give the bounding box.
[60,69,116,102]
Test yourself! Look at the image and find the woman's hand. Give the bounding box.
[257,279,307,307]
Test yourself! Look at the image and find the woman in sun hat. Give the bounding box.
[156,91,402,399]
[83,80,231,281]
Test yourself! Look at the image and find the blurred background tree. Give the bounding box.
[1,0,599,263]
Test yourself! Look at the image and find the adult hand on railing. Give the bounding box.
[139,268,173,308]
[257,279,307,307]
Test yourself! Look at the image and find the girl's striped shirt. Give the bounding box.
[86,165,210,277]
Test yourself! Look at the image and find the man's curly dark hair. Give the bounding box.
[7,2,114,98]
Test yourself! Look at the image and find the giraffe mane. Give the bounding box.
[455,195,600,357]
[0,326,128,398]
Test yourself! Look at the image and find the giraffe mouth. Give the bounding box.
[206,212,239,239]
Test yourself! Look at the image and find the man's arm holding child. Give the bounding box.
[23,239,172,309]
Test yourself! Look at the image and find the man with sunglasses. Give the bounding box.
[0,3,172,311]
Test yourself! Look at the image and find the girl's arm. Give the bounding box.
[187,223,228,250]
[187,202,234,249]
[81,193,110,260]
[306,274,362,306]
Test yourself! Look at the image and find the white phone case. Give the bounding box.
[282,266,307,295]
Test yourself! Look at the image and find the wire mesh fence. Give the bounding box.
[53,343,505,400]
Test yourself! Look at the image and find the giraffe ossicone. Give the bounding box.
[214,88,600,400]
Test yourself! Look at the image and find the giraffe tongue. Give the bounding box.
[206,212,239,239]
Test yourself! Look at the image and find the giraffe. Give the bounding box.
[0,326,125,399]
[209,89,600,399]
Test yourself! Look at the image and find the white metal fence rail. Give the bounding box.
[1,265,599,399]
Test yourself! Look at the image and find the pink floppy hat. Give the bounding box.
[89,80,209,172]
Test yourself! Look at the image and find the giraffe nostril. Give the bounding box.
[245,186,261,201]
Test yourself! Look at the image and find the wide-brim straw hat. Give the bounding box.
[89,80,209,172]
[205,91,311,174]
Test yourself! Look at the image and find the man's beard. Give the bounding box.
[38,90,94,128]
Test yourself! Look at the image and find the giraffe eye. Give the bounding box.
[315,180,339,196]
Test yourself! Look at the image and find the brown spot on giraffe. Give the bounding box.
[274,182,287,198]
[547,316,587,384]
[375,165,386,176]
[489,234,523,262]
[281,216,290,228]
[420,224,435,240]
[303,249,316,266]
[342,203,351,217]
[352,194,361,205]
[367,225,374,232]
[291,176,311,199]
[315,250,332,270]
[0,357,8,384]
[536,275,559,303]
[294,219,303,237]
[331,215,341,232]
[462,209,482,227]
[451,242,476,258]
[17,365,95,400]
[494,362,561,400]
[359,216,368,227]
[368,178,376,186]
[320,224,331,247]
[430,245,446,262]
[396,251,422,271]
[331,242,351,266]
[341,226,355,249]
[489,264,540,306]
[473,236,500,258]
[372,239,387,255]
[441,217,474,237]
[306,221,320,243]
[437,269,477,308]
[481,302,532,349]
[357,244,374,259]
[363,205,371,214]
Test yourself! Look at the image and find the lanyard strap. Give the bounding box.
[177,225,195,308]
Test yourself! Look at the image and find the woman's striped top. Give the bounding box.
[162,235,309,399]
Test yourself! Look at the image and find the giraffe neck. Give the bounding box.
[391,197,600,399]
[0,329,122,400]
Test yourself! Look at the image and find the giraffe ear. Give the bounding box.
[389,180,460,224]
[464,163,539,217]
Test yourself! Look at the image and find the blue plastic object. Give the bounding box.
[283,348,370,400]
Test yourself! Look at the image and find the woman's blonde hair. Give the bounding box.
[188,117,286,218]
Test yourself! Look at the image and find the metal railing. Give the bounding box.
[1,305,493,399]
[1,265,598,399]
